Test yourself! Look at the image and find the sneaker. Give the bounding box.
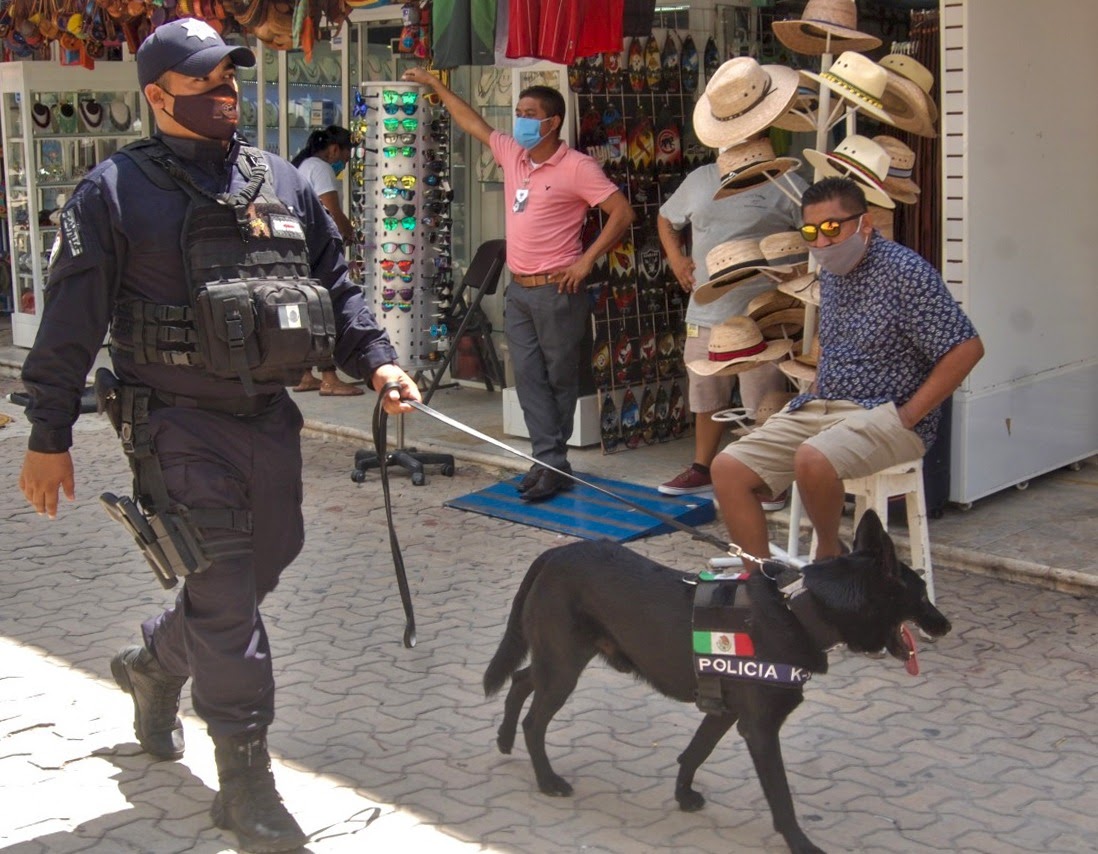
[760,490,789,512]
[658,466,712,495]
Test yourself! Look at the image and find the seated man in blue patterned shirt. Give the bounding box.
[712,177,984,566]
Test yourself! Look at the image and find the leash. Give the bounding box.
[371,388,776,648]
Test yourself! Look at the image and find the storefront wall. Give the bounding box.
[942,0,1097,501]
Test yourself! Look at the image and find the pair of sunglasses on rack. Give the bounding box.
[383,145,416,158]
[382,285,415,300]
[382,270,415,283]
[381,241,415,255]
[381,90,418,115]
[384,132,417,145]
[383,174,416,189]
[383,117,418,132]
[379,258,414,272]
[381,300,413,313]
[382,216,417,231]
[381,186,415,200]
[382,204,416,218]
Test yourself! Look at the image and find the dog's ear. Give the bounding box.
[852,510,901,578]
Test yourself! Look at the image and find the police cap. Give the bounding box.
[137,19,256,89]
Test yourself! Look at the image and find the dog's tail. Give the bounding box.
[483,550,549,697]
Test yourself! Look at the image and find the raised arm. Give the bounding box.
[402,68,495,148]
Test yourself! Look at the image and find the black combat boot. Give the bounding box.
[210,729,308,853]
[110,645,187,760]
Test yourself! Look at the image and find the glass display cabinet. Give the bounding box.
[0,61,145,347]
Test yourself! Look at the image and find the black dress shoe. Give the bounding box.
[517,464,542,493]
[521,468,568,501]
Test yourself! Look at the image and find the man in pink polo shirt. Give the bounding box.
[404,68,634,500]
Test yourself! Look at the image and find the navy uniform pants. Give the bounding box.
[140,393,304,738]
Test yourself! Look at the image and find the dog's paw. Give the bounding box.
[675,786,706,812]
[537,774,574,797]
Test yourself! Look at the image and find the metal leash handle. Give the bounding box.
[374,381,416,648]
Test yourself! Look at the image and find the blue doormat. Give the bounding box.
[444,473,715,543]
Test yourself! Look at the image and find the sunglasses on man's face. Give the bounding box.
[799,212,864,242]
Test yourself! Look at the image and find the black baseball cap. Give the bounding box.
[137,19,256,89]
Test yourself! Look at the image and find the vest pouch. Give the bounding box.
[193,280,260,379]
[247,278,336,380]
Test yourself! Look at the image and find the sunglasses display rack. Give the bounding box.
[568,30,709,454]
[349,81,452,372]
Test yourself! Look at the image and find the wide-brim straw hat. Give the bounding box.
[880,68,937,138]
[772,0,881,57]
[801,51,895,126]
[693,238,772,305]
[759,230,809,273]
[867,204,895,240]
[779,334,821,382]
[873,134,920,204]
[756,306,806,339]
[687,316,795,377]
[804,133,896,209]
[879,53,938,121]
[772,82,821,133]
[747,288,801,320]
[713,136,801,200]
[777,271,820,306]
[693,57,800,149]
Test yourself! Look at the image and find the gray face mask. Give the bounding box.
[809,215,868,275]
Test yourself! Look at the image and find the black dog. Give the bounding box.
[484,510,951,854]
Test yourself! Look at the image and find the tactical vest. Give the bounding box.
[110,138,337,395]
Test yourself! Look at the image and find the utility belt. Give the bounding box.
[94,368,253,589]
[112,276,336,396]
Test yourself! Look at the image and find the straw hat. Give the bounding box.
[747,288,801,320]
[878,54,938,138]
[866,203,894,240]
[804,134,896,209]
[777,271,820,306]
[693,57,800,149]
[759,231,809,273]
[687,316,794,377]
[756,306,806,339]
[772,0,881,57]
[779,335,821,383]
[801,51,894,126]
[772,82,820,133]
[753,390,796,425]
[879,53,938,119]
[713,136,801,200]
[693,238,772,305]
[873,135,920,204]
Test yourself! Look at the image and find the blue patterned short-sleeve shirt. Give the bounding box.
[788,232,978,449]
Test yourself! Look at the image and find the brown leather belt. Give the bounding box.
[512,272,561,287]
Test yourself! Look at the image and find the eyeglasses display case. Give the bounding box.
[0,61,146,347]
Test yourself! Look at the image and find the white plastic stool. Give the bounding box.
[785,458,935,602]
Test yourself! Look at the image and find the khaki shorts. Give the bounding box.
[684,325,788,414]
[719,399,926,496]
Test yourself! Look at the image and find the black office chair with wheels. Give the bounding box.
[351,239,507,486]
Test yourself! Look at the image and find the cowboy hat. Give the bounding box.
[758,231,809,277]
[747,288,802,320]
[866,203,895,240]
[779,335,821,383]
[692,57,800,149]
[801,51,895,126]
[772,81,822,133]
[772,0,881,57]
[712,136,801,200]
[804,134,896,209]
[692,238,773,305]
[777,271,820,306]
[755,306,806,339]
[687,316,794,377]
[872,135,920,204]
[878,54,938,138]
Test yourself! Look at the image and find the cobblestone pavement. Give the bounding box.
[2,390,1096,854]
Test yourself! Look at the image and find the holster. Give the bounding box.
[95,368,213,589]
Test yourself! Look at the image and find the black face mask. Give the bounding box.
[161,83,239,141]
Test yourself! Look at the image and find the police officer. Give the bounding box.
[17,20,419,853]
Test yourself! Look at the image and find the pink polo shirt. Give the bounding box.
[489,130,618,275]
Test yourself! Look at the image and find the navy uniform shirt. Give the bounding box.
[22,133,397,453]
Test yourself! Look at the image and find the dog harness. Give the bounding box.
[692,571,811,714]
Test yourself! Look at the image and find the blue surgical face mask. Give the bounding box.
[330,159,345,178]
[514,115,551,150]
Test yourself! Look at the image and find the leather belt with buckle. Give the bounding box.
[512,272,561,287]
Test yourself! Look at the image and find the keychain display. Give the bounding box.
[347,82,452,370]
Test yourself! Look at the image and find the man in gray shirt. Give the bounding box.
[657,152,804,498]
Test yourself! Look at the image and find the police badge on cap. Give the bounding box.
[137,20,255,88]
